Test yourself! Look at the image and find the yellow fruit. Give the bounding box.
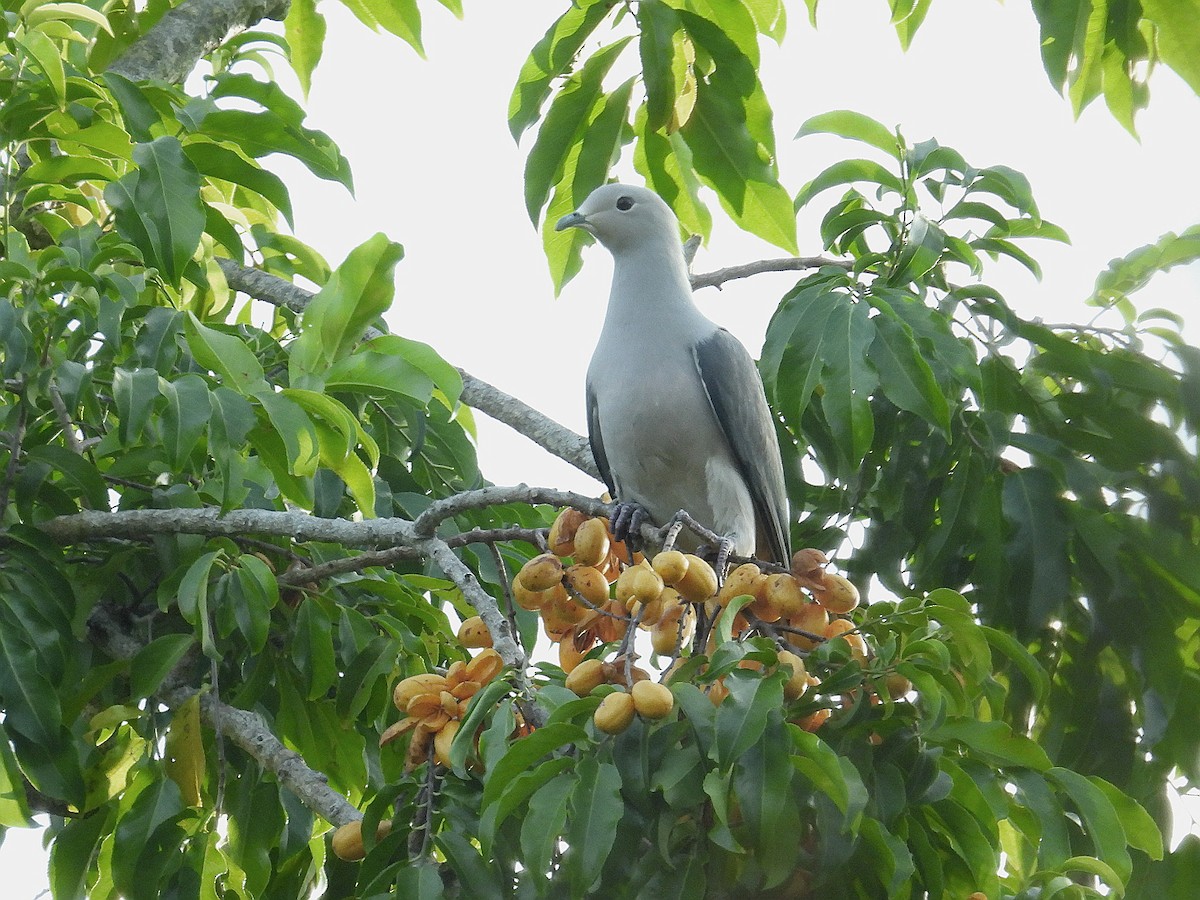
[393,673,448,712]
[594,598,630,643]
[778,650,809,701]
[457,616,493,649]
[558,629,590,673]
[548,508,588,557]
[884,673,913,698]
[518,553,565,592]
[707,679,729,707]
[631,596,664,627]
[593,691,636,734]
[799,707,830,732]
[615,561,665,606]
[650,595,692,655]
[632,681,674,719]
[817,572,860,614]
[434,719,460,767]
[565,564,610,607]
[790,548,829,586]
[717,563,763,608]
[824,618,868,664]
[573,517,611,567]
[463,648,504,684]
[673,554,718,603]
[331,819,393,861]
[785,602,830,651]
[652,550,689,585]
[565,658,607,695]
[513,578,553,611]
[763,573,807,618]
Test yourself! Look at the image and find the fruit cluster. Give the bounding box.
[504,508,873,736]
[379,648,504,770]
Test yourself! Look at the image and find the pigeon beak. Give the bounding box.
[555,211,590,232]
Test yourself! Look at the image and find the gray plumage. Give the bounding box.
[556,184,791,565]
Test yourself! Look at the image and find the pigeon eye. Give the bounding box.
[616,196,634,211]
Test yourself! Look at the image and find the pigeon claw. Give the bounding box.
[610,501,649,555]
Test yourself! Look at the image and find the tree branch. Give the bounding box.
[107,0,291,84]
[87,606,361,827]
[689,256,851,291]
[217,258,314,313]
[457,370,601,482]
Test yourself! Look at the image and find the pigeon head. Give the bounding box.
[555,184,682,255]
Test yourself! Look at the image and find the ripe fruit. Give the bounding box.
[615,561,664,607]
[594,691,636,734]
[518,553,565,592]
[463,648,504,683]
[777,650,809,701]
[558,631,589,673]
[512,578,552,611]
[457,616,492,649]
[717,563,763,607]
[824,618,868,664]
[652,550,689,585]
[331,820,393,861]
[817,572,860,614]
[673,554,718,603]
[564,564,609,607]
[548,508,588,557]
[884,673,913,698]
[565,658,606,696]
[650,594,692,655]
[762,573,806,618]
[799,707,831,732]
[786,602,830,651]
[434,719,460,767]
[573,517,611,567]
[594,598,629,643]
[393,673,448,712]
[632,681,674,719]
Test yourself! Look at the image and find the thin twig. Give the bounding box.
[690,256,851,291]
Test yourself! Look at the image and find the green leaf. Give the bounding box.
[254,390,320,477]
[868,311,950,434]
[639,0,687,132]
[176,550,222,658]
[354,0,423,54]
[105,137,205,286]
[860,816,917,894]
[796,109,900,159]
[183,313,266,394]
[184,141,294,227]
[523,39,632,223]
[520,773,574,883]
[160,373,212,468]
[788,724,850,813]
[930,718,1052,770]
[1001,468,1071,637]
[1142,0,1200,95]
[199,110,353,190]
[818,296,878,469]
[18,31,65,106]
[291,601,337,700]
[566,758,623,895]
[796,158,904,209]
[27,2,114,34]
[449,678,511,775]
[714,670,782,770]
[129,634,195,702]
[634,116,713,239]
[289,233,403,380]
[980,625,1050,703]
[1091,778,1164,861]
[678,12,796,252]
[508,0,616,140]
[112,776,187,897]
[284,0,326,96]
[112,367,160,446]
[1047,768,1133,882]
[481,722,588,808]
[436,832,504,900]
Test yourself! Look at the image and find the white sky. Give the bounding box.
[4,1,1198,892]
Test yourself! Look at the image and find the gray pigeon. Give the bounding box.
[556,183,791,565]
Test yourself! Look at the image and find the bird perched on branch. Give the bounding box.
[556,183,791,565]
